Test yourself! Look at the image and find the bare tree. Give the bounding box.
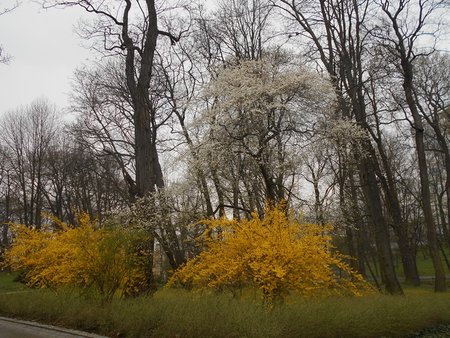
[0,0,20,63]
[42,134,129,223]
[414,53,450,250]
[274,0,404,294]
[152,35,217,217]
[375,0,447,292]
[211,0,273,60]
[1,99,58,228]
[0,146,12,258]
[71,59,137,198]
[42,0,186,198]
[41,0,188,288]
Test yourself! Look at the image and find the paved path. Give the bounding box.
[0,316,108,338]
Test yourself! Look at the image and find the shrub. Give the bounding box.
[168,204,371,302]
[3,214,149,300]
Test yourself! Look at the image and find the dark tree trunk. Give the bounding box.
[403,65,446,292]
[371,104,420,286]
[232,176,240,220]
[343,55,402,294]
[355,225,367,276]
[349,173,367,276]
[408,108,447,291]
[346,228,359,272]
[212,169,226,217]
[421,109,450,250]
[358,158,403,294]
[122,0,160,291]
[376,145,419,285]
[379,0,447,293]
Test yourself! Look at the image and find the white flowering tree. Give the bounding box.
[199,54,335,210]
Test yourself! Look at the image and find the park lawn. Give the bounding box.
[0,271,27,292]
[415,248,450,276]
[0,272,449,337]
[372,247,450,279]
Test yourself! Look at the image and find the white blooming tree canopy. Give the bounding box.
[200,55,335,203]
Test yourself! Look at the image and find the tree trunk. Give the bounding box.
[123,0,159,291]
[349,173,367,276]
[427,118,450,250]
[403,68,446,292]
[343,64,402,293]
[411,123,447,291]
[355,225,367,276]
[312,171,325,226]
[371,109,420,286]
[346,228,359,272]
[211,168,226,217]
[178,117,214,216]
[447,187,450,250]
[377,146,420,285]
[358,159,403,294]
[437,192,450,249]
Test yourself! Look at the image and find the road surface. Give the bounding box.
[0,316,107,338]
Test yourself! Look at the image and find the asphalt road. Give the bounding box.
[0,317,107,338]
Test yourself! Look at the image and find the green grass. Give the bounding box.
[0,272,449,337]
[0,271,27,292]
[414,247,450,276]
[374,247,450,279]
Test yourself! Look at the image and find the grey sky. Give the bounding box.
[0,1,448,117]
[0,0,217,117]
[0,1,90,115]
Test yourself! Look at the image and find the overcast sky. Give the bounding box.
[0,1,449,117]
[0,1,91,115]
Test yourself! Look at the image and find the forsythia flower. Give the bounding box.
[168,204,372,302]
[3,214,149,301]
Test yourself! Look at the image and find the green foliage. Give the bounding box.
[0,274,449,338]
[0,271,26,292]
[3,214,149,300]
[168,205,371,302]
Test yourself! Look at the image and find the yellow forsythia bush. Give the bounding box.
[4,214,149,300]
[168,205,371,301]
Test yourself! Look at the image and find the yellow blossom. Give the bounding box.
[168,204,371,302]
[3,214,149,300]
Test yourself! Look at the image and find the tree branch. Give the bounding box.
[158,29,180,45]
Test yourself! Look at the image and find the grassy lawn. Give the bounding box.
[373,248,450,279]
[0,271,27,292]
[0,272,449,337]
[414,247,450,276]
